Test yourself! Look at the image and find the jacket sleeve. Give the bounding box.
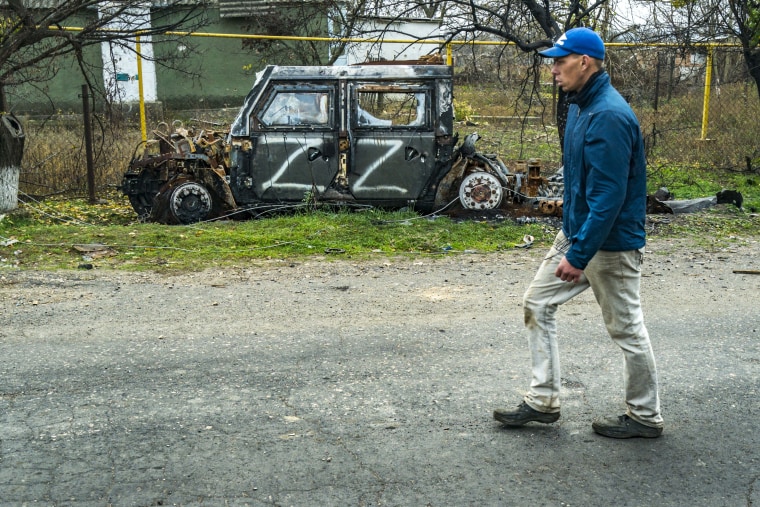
[565,110,633,270]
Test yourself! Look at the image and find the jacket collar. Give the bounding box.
[567,70,608,108]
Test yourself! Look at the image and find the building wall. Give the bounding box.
[340,18,443,65]
[6,4,347,114]
[8,10,105,115]
[150,5,330,110]
[152,8,265,111]
[100,4,158,105]
[9,2,439,114]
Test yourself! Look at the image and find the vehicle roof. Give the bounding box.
[263,64,453,80]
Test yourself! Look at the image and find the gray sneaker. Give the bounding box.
[493,401,560,427]
[592,414,663,439]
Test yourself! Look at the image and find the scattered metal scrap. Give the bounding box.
[72,243,117,260]
[646,188,743,214]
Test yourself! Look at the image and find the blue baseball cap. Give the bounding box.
[538,28,606,60]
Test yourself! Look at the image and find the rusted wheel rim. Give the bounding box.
[459,172,503,210]
[169,181,213,224]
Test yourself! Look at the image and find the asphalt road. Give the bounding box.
[1,237,758,506]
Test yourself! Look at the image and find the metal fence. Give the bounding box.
[448,41,758,172]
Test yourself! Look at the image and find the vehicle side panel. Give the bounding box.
[237,83,340,203]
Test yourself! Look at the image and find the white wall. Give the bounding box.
[341,18,442,65]
[98,4,157,103]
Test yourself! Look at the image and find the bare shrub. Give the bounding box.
[19,115,141,199]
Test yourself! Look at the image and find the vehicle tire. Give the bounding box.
[123,168,162,220]
[128,193,154,220]
[168,180,215,224]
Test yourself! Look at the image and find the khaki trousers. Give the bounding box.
[522,231,663,427]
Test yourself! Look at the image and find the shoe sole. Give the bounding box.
[494,411,560,426]
[592,424,662,439]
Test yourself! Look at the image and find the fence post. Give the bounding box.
[651,52,661,149]
[668,52,675,101]
[136,35,147,142]
[82,85,96,204]
[700,45,713,140]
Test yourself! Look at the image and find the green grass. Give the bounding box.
[3,188,758,272]
[5,82,758,272]
[0,196,555,271]
[647,161,760,211]
[647,207,760,251]
[455,83,561,168]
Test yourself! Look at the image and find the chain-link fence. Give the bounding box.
[450,42,759,173]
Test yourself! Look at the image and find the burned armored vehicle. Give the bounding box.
[122,63,561,224]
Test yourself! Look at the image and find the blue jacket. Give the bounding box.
[562,71,647,270]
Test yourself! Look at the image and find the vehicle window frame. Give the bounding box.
[253,85,334,131]
[352,85,431,130]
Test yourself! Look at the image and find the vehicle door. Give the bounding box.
[348,83,437,202]
[247,84,339,202]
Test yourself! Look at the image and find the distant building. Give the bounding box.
[9,1,444,115]
[338,17,443,65]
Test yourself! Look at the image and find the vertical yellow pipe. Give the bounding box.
[446,42,452,65]
[135,34,147,142]
[700,45,713,140]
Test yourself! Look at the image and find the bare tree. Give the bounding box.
[0,0,208,210]
[353,0,612,152]
[630,0,760,101]
[360,0,612,50]
[0,0,209,110]
[725,0,760,101]
[236,0,373,66]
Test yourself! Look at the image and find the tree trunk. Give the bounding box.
[743,47,760,103]
[0,113,25,212]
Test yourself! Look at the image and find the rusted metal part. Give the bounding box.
[433,152,467,209]
[359,55,445,66]
[525,159,543,197]
[459,171,503,210]
[122,122,234,223]
[538,199,563,216]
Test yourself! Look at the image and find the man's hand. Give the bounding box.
[555,256,584,283]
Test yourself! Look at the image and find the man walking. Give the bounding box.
[493,28,664,438]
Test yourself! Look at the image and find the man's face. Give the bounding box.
[550,54,590,93]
